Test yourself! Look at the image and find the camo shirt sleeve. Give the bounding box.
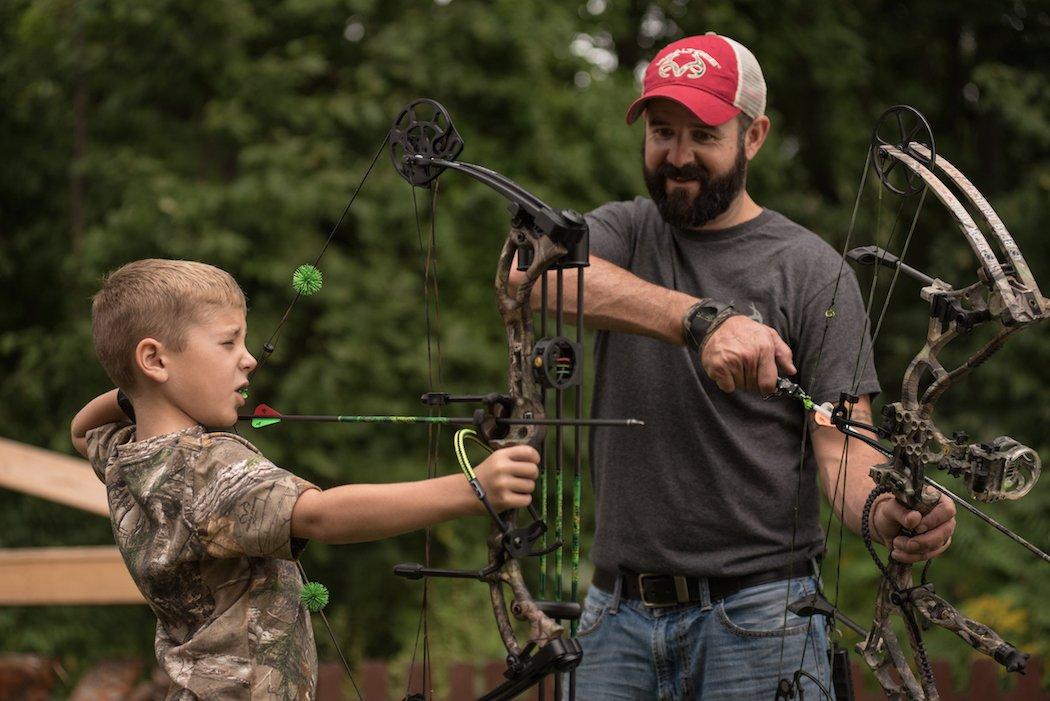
[188,434,319,561]
[85,421,136,482]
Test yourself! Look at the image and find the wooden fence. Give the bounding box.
[312,658,1048,700]
[1,654,1046,699]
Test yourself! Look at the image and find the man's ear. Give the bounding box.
[744,115,771,160]
[135,337,169,385]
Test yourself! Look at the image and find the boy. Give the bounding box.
[71,259,540,699]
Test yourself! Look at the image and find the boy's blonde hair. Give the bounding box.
[92,259,247,391]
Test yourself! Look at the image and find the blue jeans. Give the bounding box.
[570,575,833,700]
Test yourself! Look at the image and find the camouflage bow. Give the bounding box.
[773,105,1048,701]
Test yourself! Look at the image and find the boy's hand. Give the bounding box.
[474,445,541,513]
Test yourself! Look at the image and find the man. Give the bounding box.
[535,34,958,699]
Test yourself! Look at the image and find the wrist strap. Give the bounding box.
[696,307,741,355]
[682,299,710,350]
[116,389,136,422]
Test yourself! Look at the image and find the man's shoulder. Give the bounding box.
[760,209,845,265]
[590,196,657,218]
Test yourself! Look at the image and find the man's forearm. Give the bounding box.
[810,399,888,538]
[522,256,698,345]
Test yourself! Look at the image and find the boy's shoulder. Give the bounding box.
[85,423,274,484]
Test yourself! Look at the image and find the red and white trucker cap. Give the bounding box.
[626,33,766,126]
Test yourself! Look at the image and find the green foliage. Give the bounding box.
[1,0,1046,692]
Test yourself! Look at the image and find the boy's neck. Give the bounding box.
[133,394,202,441]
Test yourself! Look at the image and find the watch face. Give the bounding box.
[697,305,720,322]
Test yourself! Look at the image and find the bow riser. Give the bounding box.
[482,224,574,670]
[488,227,567,452]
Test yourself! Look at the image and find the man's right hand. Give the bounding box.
[474,445,541,513]
[700,315,796,395]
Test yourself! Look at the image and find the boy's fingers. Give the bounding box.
[495,445,541,463]
[505,477,538,494]
[500,459,539,479]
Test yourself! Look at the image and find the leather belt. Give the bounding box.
[593,561,815,608]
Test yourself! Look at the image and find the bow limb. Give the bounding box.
[860,577,933,701]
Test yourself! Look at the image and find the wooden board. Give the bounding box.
[0,436,108,516]
[0,546,144,605]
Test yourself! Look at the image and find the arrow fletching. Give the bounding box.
[251,403,282,429]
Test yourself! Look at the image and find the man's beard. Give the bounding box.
[643,143,748,229]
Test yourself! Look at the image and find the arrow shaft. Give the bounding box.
[239,413,642,427]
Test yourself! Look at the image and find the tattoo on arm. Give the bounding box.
[850,405,874,425]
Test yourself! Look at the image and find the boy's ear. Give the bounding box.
[135,337,169,384]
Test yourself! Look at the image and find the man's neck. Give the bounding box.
[689,192,762,232]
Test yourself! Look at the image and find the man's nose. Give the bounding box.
[665,137,694,168]
[243,351,258,372]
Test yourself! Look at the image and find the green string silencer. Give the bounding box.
[292,264,323,296]
[300,581,330,612]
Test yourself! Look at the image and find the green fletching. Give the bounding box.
[300,581,329,612]
[252,417,282,429]
[292,264,323,296]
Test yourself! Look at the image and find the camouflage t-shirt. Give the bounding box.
[86,423,320,700]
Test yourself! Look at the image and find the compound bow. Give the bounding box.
[772,106,1048,701]
[246,98,642,700]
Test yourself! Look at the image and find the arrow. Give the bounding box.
[240,404,644,430]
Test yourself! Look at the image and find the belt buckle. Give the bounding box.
[638,573,690,608]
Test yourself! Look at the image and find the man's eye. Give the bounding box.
[223,341,236,346]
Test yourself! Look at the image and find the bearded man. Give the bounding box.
[543,34,958,699]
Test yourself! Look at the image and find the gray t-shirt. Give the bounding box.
[587,198,880,578]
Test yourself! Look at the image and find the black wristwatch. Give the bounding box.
[683,299,736,350]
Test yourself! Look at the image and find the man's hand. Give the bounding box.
[700,316,797,394]
[870,491,958,564]
[474,445,541,513]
